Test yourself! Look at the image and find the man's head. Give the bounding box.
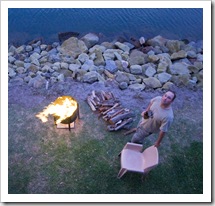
[161,90,176,107]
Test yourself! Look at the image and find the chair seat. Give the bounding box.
[117,143,159,179]
[121,149,145,172]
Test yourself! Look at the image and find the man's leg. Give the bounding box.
[131,126,150,144]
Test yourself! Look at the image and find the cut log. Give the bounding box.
[107,118,133,131]
[87,96,96,111]
[124,128,137,135]
[102,103,120,115]
[109,112,134,124]
[100,91,106,101]
[114,118,133,131]
[106,108,125,120]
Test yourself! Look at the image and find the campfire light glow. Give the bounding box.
[36,96,78,124]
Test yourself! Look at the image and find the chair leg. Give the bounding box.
[117,168,127,179]
[141,171,149,181]
[118,151,121,157]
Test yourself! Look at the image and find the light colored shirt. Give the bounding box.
[140,96,174,133]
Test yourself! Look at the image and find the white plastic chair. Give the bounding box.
[117,142,159,179]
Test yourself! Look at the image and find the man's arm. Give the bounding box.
[141,101,153,117]
[154,130,166,147]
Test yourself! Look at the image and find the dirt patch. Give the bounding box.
[8,79,203,144]
[8,79,203,120]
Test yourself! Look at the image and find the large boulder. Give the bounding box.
[59,37,88,58]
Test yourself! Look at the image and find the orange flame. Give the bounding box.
[36,96,78,124]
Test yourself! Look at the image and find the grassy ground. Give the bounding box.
[8,90,203,194]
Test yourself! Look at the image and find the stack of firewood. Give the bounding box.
[86,90,135,131]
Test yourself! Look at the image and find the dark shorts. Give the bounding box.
[131,125,152,144]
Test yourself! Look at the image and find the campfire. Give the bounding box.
[36,96,79,130]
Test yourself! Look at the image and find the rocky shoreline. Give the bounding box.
[8,33,203,92]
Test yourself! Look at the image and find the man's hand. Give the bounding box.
[141,110,147,117]
[155,131,166,147]
[154,141,160,147]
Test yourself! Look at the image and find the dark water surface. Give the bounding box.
[8,8,203,45]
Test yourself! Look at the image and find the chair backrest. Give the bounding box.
[142,146,159,172]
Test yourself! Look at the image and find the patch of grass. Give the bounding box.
[8,96,203,194]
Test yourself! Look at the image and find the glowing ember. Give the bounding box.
[36,96,78,124]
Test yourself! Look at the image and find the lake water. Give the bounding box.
[8,8,203,45]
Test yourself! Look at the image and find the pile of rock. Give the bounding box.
[8,33,203,91]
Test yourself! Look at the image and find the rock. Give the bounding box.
[170,50,187,60]
[196,54,203,62]
[41,65,51,72]
[140,46,154,54]
[91,49,105,66]
[169,62,190,75]
[115,71,130,84]
[187,65,200,74]
[103,49,122,61]
[69,64,81,72]
[105,60,118,74]
[83,71,98,83]
[115,42,130,52]
[16,67,25,74]
[148,54,159,63]
[171,74,191,87]
[187,50,197,58]
[157,72,172,84]
[8,67,16,78]
[25,45,33,52]
[143,77,162,89]
[146,35,167,47]
[128,83,145,91]
[139,36,145,45]
[28,74,46,88]
[129,50,146,65]
[145,66,156,77]
[14,60,24,67]
[60,62,69,70]
[57,74,64,82]
[157,62,168,73]
[162,81,175,90]
[78,53,89,64]
[15,45,25,54]
[121,60,129,69]
[59,37,88,58]
[8,56,16,64]
[28,64,39,73]
[166,40,181,53]
[119,82,128,90]
[81,33,99,49]
[81,59,96,72]
[130,65,142,75]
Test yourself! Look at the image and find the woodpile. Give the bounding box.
[86,90,135,131]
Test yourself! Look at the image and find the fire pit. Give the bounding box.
[36,95,79,131]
